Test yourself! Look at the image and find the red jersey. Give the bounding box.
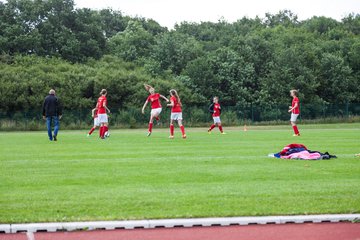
[213,103,221,117]
[292,97,300,114]
[170,96,182,113]
[93,111,98,119]
[147,93,161,109]
[97,96,107,114]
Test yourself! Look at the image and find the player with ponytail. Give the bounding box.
[96,89,111,139]
[167,89,186,139]
[288,89,301,136]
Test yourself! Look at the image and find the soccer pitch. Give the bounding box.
[0,124,359,223]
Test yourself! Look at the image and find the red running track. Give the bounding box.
[1,223,359,240]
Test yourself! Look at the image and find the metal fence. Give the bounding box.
[1,103,359,131]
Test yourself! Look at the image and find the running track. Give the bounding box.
[1,223,359,240]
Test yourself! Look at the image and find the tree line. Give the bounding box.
[0,0,359,115]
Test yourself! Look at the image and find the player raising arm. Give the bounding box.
[167,89,186,139]
[97,89,111,139]
[208,96,226,134]
[288,89,301,136]
[142,84,169,136]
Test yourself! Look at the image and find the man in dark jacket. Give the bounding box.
[42,89,62,141]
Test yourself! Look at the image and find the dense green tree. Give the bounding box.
[303,16,340,34]
[0,0,106,61]
[150,31,203,75]
[264,10,299,28]
[318,53,355,103]
[107,20,154,61]
[342,14,360,35]
[182,48,256,106]
[99,9,129,39]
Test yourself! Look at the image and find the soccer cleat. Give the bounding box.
[221,132,227,135]
[87,134,90,137]
[147,132,152,137]
[293,134,300,137]
[182,134,187,139]
[53,135,57,141]
[208,130,212,134]
[169,135,174,139]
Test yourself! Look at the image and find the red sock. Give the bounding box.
[293,125,299,135]
[170,124,174,136]
[155,116,160,121]
[218,125,223,133]
[99,126,104,137]
[148,123,153,132]
[180,125,185,135]
[88,127,95,135]
[103,126,108,136]
[209,124,215,131]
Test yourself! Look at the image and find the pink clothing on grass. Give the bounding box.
[281,151,321,160]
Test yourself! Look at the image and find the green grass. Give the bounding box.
[1,123,360,223]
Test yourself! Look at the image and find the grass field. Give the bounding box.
[0,123,359,223]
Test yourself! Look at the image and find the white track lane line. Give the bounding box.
[26,232,35,240]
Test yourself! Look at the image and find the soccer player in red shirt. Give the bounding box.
[87,107,99,136]
[97,89,111,139]
[167,89,186,139]
[142,84,169,136]
[208,97,225,134]
[288,89,301,136]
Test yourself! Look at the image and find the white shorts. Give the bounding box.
[290,113,299,122]
[97,113,108,124]
[151,108,162,116]
[213,116,221,124]
[171,112,183,120]
[94,117,100,126]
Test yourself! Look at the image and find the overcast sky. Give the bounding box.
[74,0,359,28]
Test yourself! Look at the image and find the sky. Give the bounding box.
[74,0,359,28]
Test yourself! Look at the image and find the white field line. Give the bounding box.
[26,232,35,240]
[1,214,359,234]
